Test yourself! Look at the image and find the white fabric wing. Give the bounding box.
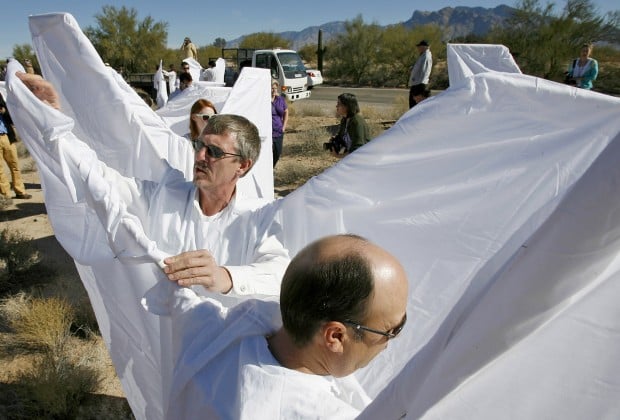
[447,43,521,87]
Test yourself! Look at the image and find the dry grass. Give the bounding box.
[0,293,106,418]
[4,295,73,351]
[274,100,402,193]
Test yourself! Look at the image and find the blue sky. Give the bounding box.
[2,0,617,59]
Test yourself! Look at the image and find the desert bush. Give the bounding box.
[15,142,30,159]
[0,228,55,296]
[0,194,12,210]
[0,228,39,278]
[51,274,100,336]
[1,294,104,418]
[16,343,103,418]
[5,295,73,352]
[19,158,37,174]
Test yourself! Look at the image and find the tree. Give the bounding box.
[297,44,317,64]
[377,24,444,87]
[198,45,223,63]
[213,38,227,48]
[85,6,168,73]
[239,33,291,49]
[11,44,40,74]
[327,15,382,85]
[490,0,614,80]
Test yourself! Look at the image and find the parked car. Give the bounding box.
[306,69,323,89]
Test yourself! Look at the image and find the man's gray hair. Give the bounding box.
[205,114,261,176]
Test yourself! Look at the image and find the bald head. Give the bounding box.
[280,234,408,346]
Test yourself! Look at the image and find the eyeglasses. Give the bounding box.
[193,113,212,121]
[191,140,242,159]
[343,313,407,340]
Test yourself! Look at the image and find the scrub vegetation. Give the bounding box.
[11,0,620,94]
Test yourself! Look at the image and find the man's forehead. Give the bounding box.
[203,131,237,146]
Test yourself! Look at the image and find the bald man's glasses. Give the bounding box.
[343,313,407,339]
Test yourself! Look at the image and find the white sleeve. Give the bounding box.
[225,206,290,297]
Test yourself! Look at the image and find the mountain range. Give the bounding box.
[226,5,516,49]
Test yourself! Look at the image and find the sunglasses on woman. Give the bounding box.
[193,113,212,121]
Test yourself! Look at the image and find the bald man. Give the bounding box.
[155,234,409,419]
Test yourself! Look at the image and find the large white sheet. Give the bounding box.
[6,14,620,419]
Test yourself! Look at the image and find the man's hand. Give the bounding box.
[16,72,61,110]
[163,250,233,294]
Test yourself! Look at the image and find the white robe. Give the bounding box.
[145,284,370,420]
[99,164,289,296]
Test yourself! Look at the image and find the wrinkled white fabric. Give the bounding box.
[157,84,231,135]
[28,13,272,201]
[7,14,620,420]
[446,43,521,87]
[145,285,370,419]
[182,57,202,84]
[215,57,226,84]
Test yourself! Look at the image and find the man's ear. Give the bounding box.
[322,321,347,354]
[237,159,253,178]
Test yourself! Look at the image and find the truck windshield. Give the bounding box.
[276,52,307,79]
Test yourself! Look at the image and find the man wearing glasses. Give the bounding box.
[158,234,409,419]
[18,72,289,298]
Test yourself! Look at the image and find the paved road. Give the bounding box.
[307,85,408,110]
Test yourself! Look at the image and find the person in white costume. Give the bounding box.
[146,234,408,419]
[17,71,288,297]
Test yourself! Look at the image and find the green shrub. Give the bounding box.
[0,228,39,278]
[0,228,54,296]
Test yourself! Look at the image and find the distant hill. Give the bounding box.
[226,5,515,49]
[403,5,514,39]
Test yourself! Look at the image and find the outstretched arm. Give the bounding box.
[17,72,61,110]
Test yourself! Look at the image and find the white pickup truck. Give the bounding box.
[223,48,311,101]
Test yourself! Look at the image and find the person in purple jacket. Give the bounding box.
[270,80,289,167]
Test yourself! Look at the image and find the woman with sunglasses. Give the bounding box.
[187,98,218,140]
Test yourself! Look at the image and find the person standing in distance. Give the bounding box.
[181,37,198,60]
[408,40,432,109]
[270,80,288,167]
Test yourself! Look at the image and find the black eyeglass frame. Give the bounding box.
[343,313,407,339]
[191,140,242,159]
